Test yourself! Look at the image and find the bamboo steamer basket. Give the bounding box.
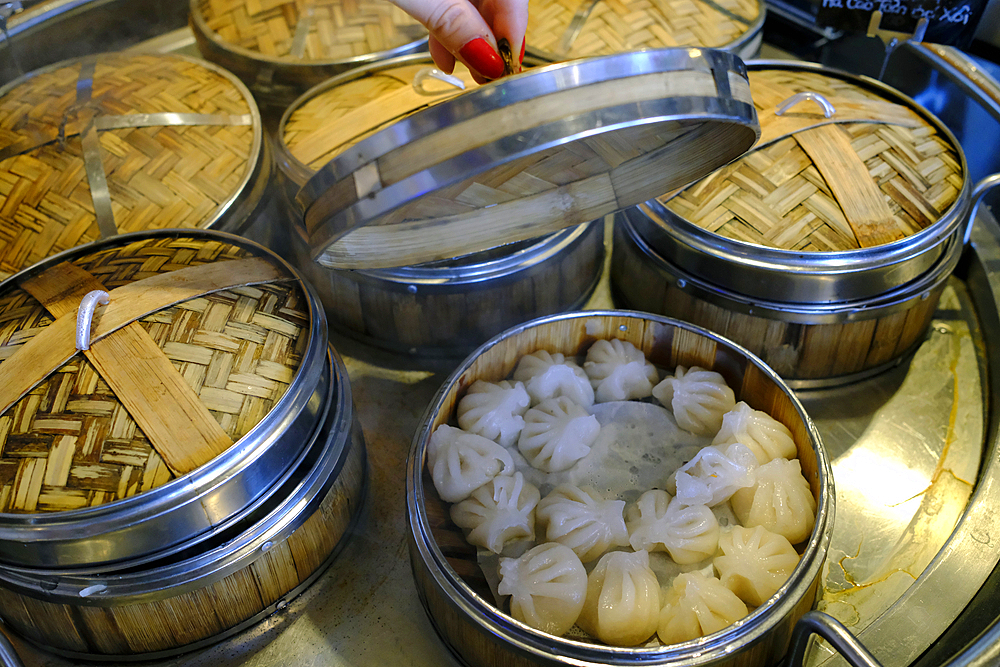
[272,53,604,355]
[0,51,279,282]
[0,229,331,569]
[189,0,428,109]
[611,61,973,386]
[0,343,366,659]
[406,310,832,667]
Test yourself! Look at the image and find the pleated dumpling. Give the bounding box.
[498,542,588,636]
[652,366,735,436]
[731,458,816,544]
[518,396,601,472]
[657,571,748,645]
[513,350,595,407]
[672,442,757,507]
[714,525,800,607]
[536,485,630,563]
[427,425,514,503]
[583,339,658,403]
[712,402,797,464]
[450,472,541,554]
[577,550,661,646]
[457,380,531,447]
[625,490,720,564]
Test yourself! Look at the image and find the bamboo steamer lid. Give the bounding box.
[0,52,262,281]
[526,0,763,61]
[294,48,760,270]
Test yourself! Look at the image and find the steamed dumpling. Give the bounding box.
[714,525,800,606]
[658,571,748,644]
[498,542,587,635]
[450,472,541,554]
[625,490,720,564]
[577,550,660,646]
[583,339,658,403]
[731,458,816,544]
[712,402,797,464]
[513,350,595,407]
[427,424,514,503]
[536,485,630,562]
[518,396,601,472]
[652,366,735,436]
[457,380,531,447]
[672,442,757,507]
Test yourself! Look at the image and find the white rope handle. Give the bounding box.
[76,290,110,351]
[775,91,836,119]
[412,67,466,95]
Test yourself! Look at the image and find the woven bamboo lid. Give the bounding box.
[526,0,762,61]
[0,53,261,281]
[663,66,964,251]
[0,234,311,514]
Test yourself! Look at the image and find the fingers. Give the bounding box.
[481,0,528,70]
[428,36,457,74]
[392,0,505,79]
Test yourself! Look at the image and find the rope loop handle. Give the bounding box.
[412,67,466,95]
[776,91,836,118]
[76,290,110,351]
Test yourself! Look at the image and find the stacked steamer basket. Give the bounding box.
[612,61,973,387]
[286,48,760,356]
[0,233,366,653]
[272,54,605,356]
[0,52,277,280]
[189,0,428,112]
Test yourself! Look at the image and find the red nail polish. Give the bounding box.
[459,37,505,80]
[519,39,525,64]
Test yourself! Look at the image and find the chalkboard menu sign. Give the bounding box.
[817,0,988,47]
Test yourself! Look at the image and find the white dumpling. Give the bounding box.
[714,525,800,607]
[577,550,661,646]
[498,542,587,636]
[712,402,797,464]
[673,442,757,507]
[657,571,748,644]
[450,472,541,554]
[731,458,816,544]
[625,491,720,564]
[457,380,531,447]
[513,350,595,407]
[426,424,514,503]
[583,339,658,403]
[535,485,630,563]
[518,397,601,473]
[652,366,735,436]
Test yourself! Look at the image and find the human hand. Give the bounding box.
[390,0,527,83]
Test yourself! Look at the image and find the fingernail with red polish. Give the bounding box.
[459,38,505,80]
[519,39,525,64]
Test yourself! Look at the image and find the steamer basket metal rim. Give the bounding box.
[406,309,833,665]
[0,229,329,566]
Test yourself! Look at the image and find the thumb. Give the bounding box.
[392,0,506,80]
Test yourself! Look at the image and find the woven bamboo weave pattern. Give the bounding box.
[527,0,760,58]
[0,237,308,513]
[664,69,963,251]
[0,54,256,280]
[198,0,426,60]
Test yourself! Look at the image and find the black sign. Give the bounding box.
[816,0,989,48]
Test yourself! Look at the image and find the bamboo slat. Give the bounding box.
[0,54,257,280]
[664,68,963,251]
[0,237,308,513]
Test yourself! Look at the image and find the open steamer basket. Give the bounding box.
[0,51,279,281]
[611,61,985,387]
[406,311,833,667]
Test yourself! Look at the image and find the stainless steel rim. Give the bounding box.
[406,310,833,665]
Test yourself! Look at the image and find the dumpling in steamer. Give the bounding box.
[658,571,748,644]
[518,396,601,473]
[577,550,661,646]
[583,339,658,403]
[513,350,595,407]
[498,542,587,636]
[426,424,514,503]
[625,490,720,564]
[731,458,816,545]
[712,401,797,464]
[652,366,735,436]
[457,380,531,447]
[450,472,541,554]
[714,525,800,607]
[672,442,757,507]
[536,485,630,563]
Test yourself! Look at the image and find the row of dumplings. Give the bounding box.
[425,338,817,647]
